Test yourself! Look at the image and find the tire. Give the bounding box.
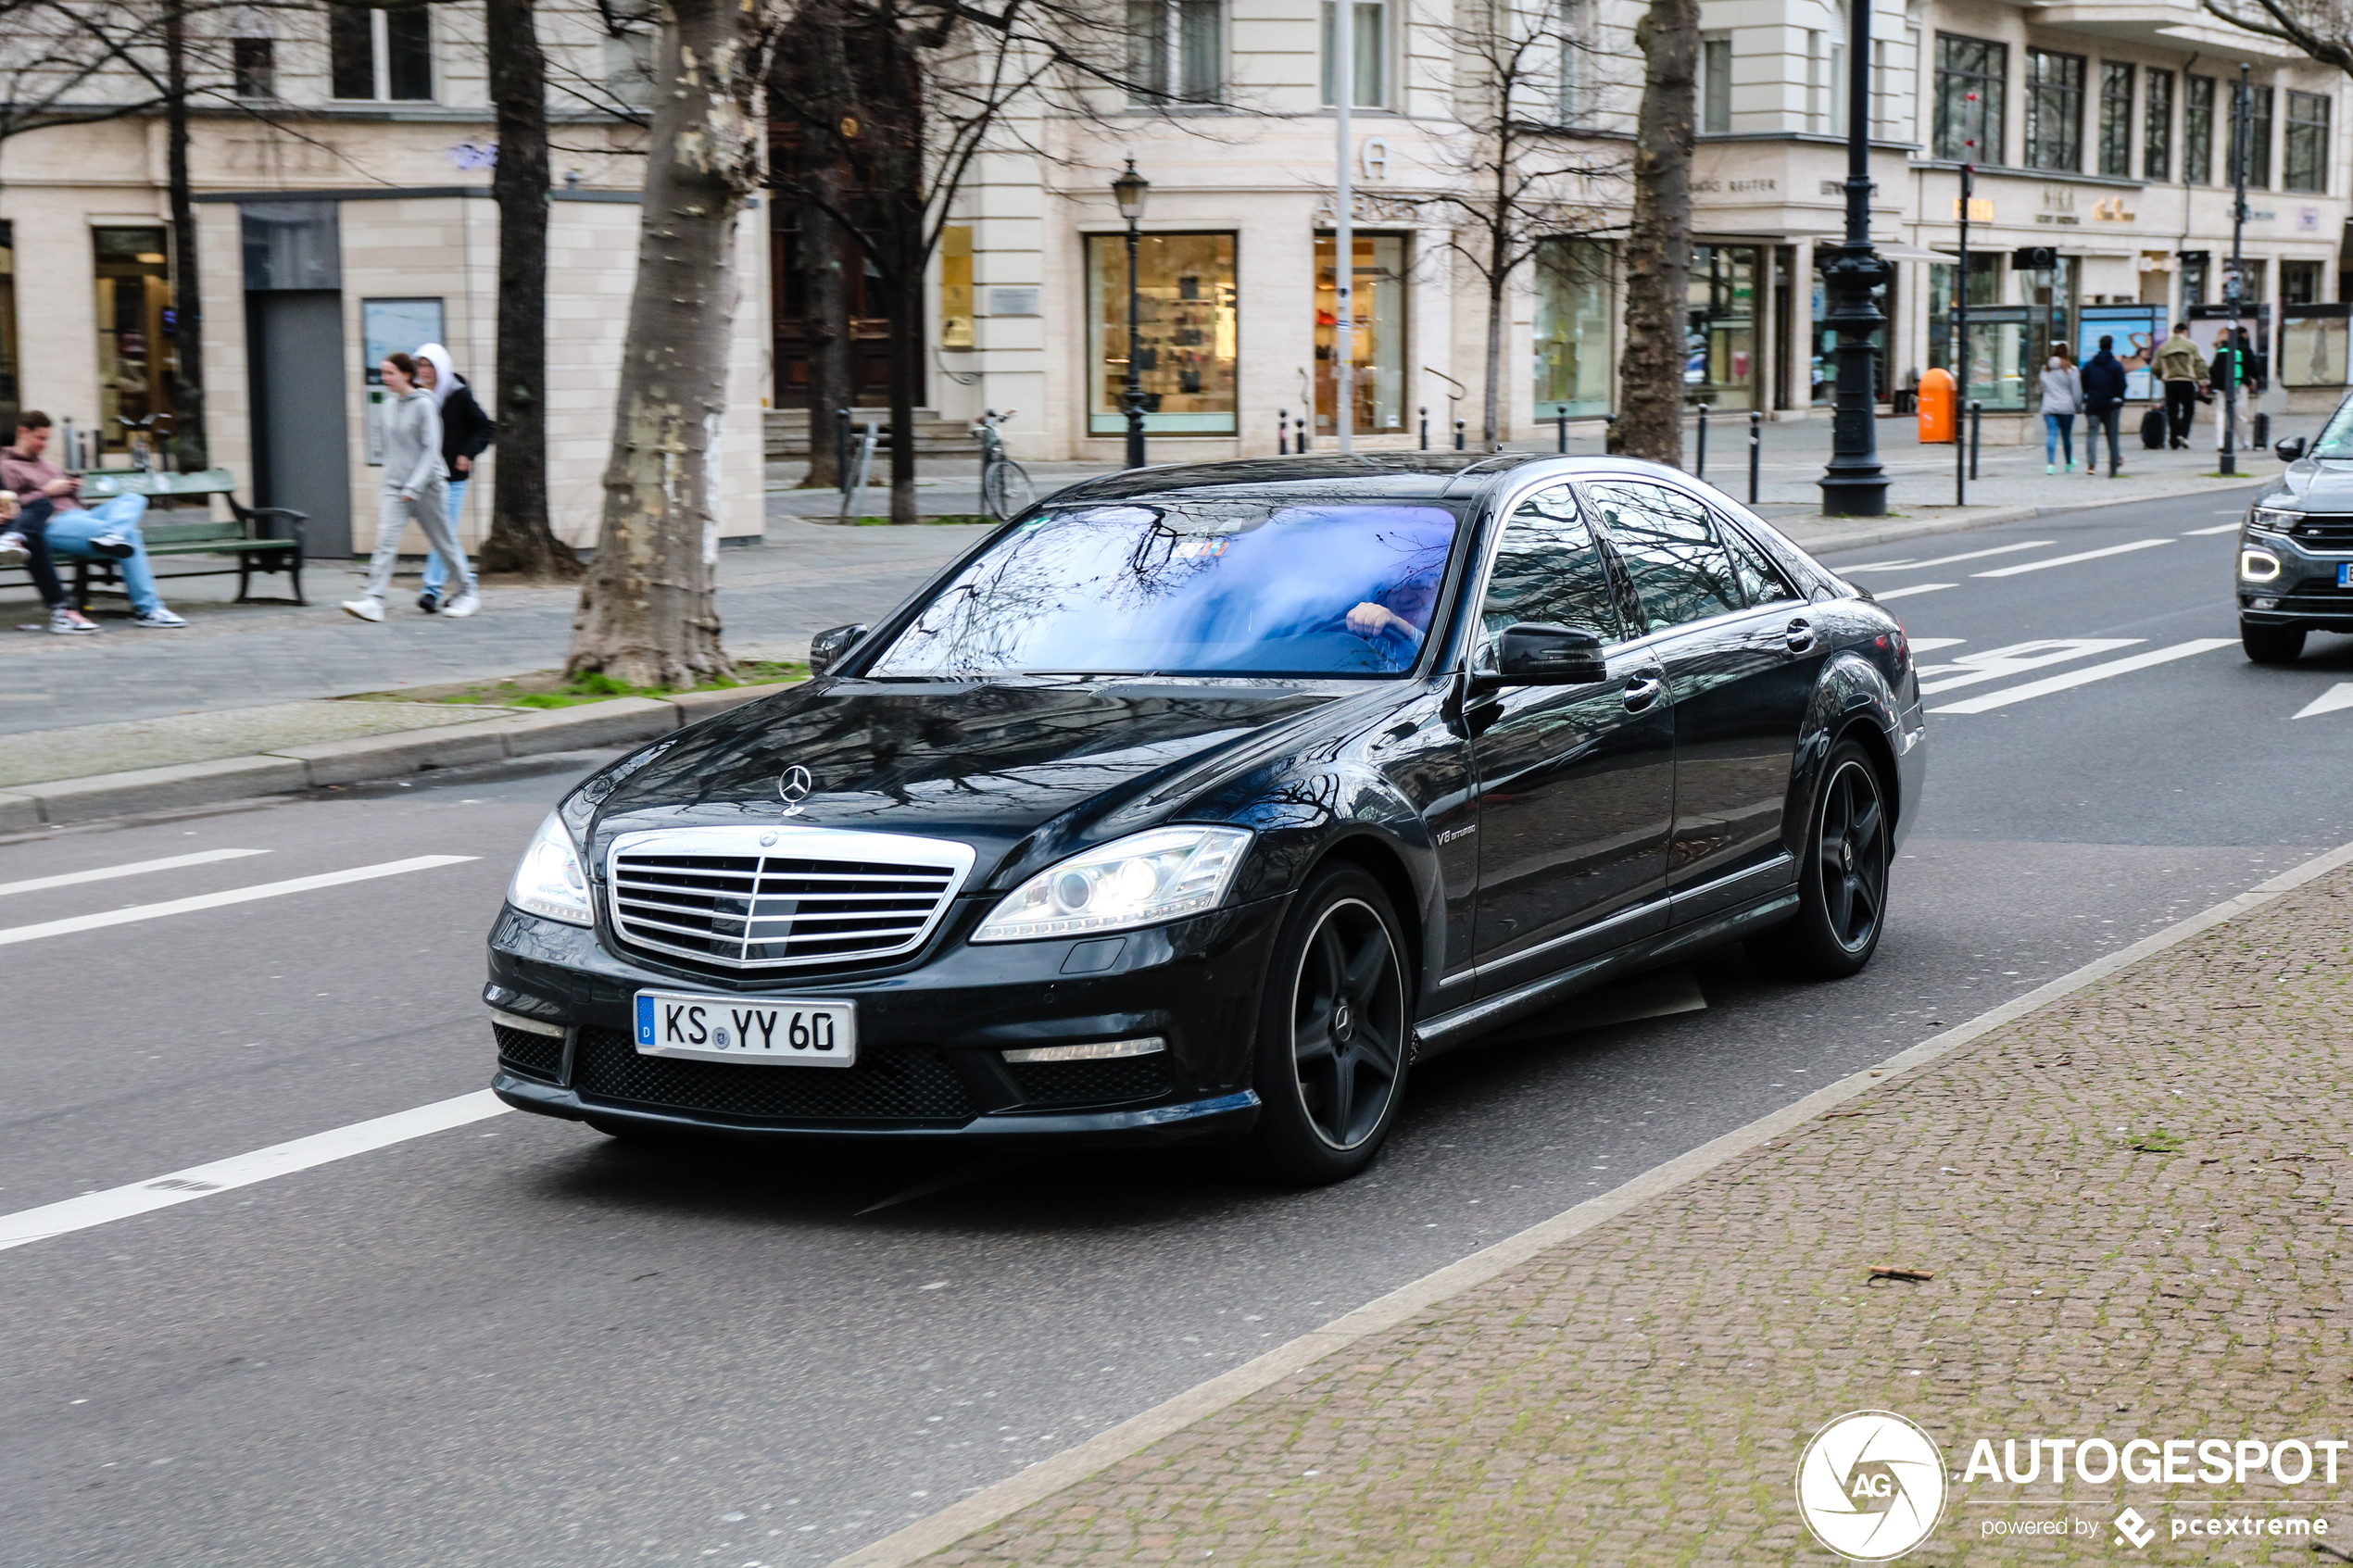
[1747,739,1891,981]
[1233,865,1414,1185]
[2241,620,2306,665]
[982,459,1035,521]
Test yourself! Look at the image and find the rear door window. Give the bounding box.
[1582,481,1743,633]
[1719,520,1800,605]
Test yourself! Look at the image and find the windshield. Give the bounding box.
[865,499,1466,677]
[2313,398,2353,458]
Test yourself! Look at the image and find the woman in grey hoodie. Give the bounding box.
[2037,352,2083,474]
[342,352,480,621]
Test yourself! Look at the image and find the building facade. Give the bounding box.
[797,0,2349,463]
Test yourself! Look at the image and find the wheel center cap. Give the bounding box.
[1842,839,1855,872]
[1332,999,1353,1042]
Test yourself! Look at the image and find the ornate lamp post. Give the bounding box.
[1112,159,1151,469]
[1817,0,1891,515]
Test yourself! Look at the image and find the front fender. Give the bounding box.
[1788,647,1923,856]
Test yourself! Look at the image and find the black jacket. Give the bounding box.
[2080,352,2127,413]
[441,378,497,468]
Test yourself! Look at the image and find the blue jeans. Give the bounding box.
[422,477,467,595]
[47,495,165,615]
[2043,412,2074,466]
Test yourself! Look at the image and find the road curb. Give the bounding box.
[1780,470,2265,555]
[3,682,799,829]
[822,834,2353,1568]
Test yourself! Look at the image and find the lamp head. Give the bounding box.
[1111,158,1150,223]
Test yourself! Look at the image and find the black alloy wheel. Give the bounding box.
[1236,865,1412,1184]
[2241,620,2306,665]
[1749,738,1890,980]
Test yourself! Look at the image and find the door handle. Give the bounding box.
[1785,618,1817,653]
[1621,674,1665,712]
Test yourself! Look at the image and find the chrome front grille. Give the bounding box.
[606,825,975,971]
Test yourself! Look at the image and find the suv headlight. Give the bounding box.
[2250,506,2304,535]
[974,825,1252,943]
[507,812,593,926]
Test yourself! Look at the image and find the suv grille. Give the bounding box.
[606,825,974,972]
[494,1022,565,1082]
[2288,516,2353,549]
[573,1028,975,1123]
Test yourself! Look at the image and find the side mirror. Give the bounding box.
[808,622,867,676]
[1470,623,1609,693]
[2276,436,2309,463]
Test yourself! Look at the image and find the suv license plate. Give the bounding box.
[633,990,857,1067]
[2339,563,2353,588]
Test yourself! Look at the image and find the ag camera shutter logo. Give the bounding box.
[1796,1411,1948,1561]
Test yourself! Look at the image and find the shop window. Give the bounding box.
[2283,258,2323,306]
[2181,253,2209,307]
[939,226,973,350]
[233,36,274,98]
[1926,256,2001,375]
[93,227,173,457]
[329,4,432,101]
[2286,90,2328,193]
[1933,34,2004,162]
[1807,257,1891,407]
[1534,239,1613,420]
[1320,0,1386,108]
[1086,232,1237,435]
[0,221,18,408]
[1314,232,1405,436]
[1689,244,1758,411]
[1700,35,1731,134]
[2098,62,2132,177]
[2144,68,2173,182]
[2024,49,2084,172]
[1127,0,1222,106]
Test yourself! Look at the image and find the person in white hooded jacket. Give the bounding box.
[2037,352,2083,474]
[342,351,480,621]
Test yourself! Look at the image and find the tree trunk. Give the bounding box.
[164,0,205,471]
[480,0,580,579]
[868,25,924,526]
[568,0,757,685]
[797,182,850,489]
[1617,0,1698,467]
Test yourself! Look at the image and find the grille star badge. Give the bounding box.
[778,764,814,818]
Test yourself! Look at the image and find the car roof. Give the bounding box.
[1047,452,1700,507]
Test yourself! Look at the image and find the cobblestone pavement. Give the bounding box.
[914,865,2353,1566]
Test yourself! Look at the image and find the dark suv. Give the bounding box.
[2241,410,2353,661]
[487,455,1927,1182]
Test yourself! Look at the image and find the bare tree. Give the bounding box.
[1616,0,1696,465]
[2202,0,2353,69]
[566,0,773,684]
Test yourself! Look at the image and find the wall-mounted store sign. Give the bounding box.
[2090,197,2135,222]
[1952,197,1994,221]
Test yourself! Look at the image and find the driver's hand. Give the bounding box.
[1347,601,1405,638]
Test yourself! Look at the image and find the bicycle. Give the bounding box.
[975,409,1034,521]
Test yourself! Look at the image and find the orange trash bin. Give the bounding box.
[1917,367,1956,444]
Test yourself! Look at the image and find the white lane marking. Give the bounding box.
[1833,558,1913,571]
[1845,540,2055,572]
[0,848,268,899]
[0,855,477,948]
[0,1093,509,1252]
[1915,638,2143,696]
[1931,639,2237,713]
[2185,522,2245,536]
[1871,583,1956,602]
[2294,683,2353,720]
[1907,637,1966,654]
[1972,538,2174,577]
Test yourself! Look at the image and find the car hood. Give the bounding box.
[585,677,1352,880]
[2261,458,2353,509]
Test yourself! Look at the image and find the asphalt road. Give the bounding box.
[6,481,2352,1568]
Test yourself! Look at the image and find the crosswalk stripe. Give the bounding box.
[0,855,478,948]
[1915,639,2142,696]
[1930,639,2238,713]
[0,847,267,899]
[0,1092,510,1252]
[1872,583,1956,602]
[1973,538,2174,577]
[2184,522,2245,536]
[2293,683,2353,720]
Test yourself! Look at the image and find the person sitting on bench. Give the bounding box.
[0,410,186,627]
[0,493,98,633]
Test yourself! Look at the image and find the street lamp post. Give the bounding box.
[1817,0,1891,515]
[1954,89,1978,508]
[2222,65,2250,478]
[1112,159,1151,470]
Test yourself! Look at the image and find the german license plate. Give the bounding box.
[633,989,857,1067]
[2338,563,2353,588]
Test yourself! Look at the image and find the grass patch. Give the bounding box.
[848,513,995,526]
[2131,1129,2186,1154]
[345,658,809,709]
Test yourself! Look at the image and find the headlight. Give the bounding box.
[507,812,593,926]
[973,825,1252,943]
[2240,547,2284,583]
[2250,506,2304,535]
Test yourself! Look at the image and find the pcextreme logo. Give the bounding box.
[1795,1411,1949,1562]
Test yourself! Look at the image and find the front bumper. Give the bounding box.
[2238,533,2353,629]
[484,892,1287,1146]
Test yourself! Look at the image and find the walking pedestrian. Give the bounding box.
[2211,327,2250,453]
[2152,322,2206,449]
[0,410,185,627]
[411,342,494,614]
[2081,334,2128,477]
[2038,353,2083,474]
[341,352,479,622]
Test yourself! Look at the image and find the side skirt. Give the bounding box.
[1412,888,1800,1060]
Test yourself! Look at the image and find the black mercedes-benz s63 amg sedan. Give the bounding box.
[486,453,1927,1182]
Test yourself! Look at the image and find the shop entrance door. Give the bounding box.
[1315,232,1407,437]
[247,290,352,558]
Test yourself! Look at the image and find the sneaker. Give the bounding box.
[0,532,25,569]
[132,607,188,628]
[417,589,441,615]
[86,532,136,559]
[440,589,480,619]
[2045,463,2057,474]
[341,596,386,622]
[40,606,98,634]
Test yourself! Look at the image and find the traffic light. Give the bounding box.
[2008,245,2057,270]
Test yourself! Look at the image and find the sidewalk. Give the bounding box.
[853,849,2353,1568]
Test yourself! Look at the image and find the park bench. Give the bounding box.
[5,468,309,608]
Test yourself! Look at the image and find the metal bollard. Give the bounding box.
[1695,404,1709,479]
[835,408,851,496]
[1418,406,1429,450]
[1278,410,1289,456]
[2254,410,2271,452]
[1748,410,1762,504]
[1556,409,1568,454]
[1969,401,1982,481]
[1454,419,1466,451]
[1299,413,1311,454]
